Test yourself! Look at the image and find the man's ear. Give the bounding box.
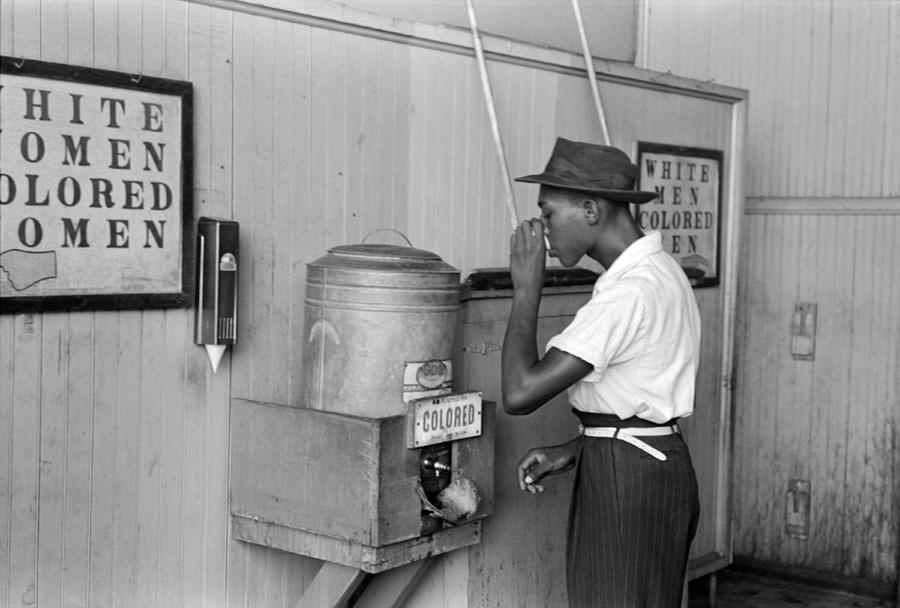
[582,198,602,225]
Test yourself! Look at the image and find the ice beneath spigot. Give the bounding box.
[437,476,481,523]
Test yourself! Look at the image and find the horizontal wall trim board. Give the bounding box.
[745,197,900,215]
[188,0,747,103]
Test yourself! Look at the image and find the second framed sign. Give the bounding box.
[635,142,723,288]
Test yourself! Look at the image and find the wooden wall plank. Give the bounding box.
[0,0,13,56]
[0,315,12,608]
[458,57,489,275]
[10,0,38,58]
[230,8,256,403]
[269,17,295,407]
[187,14,218,605]
[405,47,433,253]
[56,0,99,597]
[158,310,186,607]
[208,5,234,219]
[771,214,802,564]
[116,0,141,71]
[754,214,786,561]
[108,2,148,602]
[306,26,331,261]
[39,0,67,61]
[442,53,469,266]
[870,217,899,575]
[113,310,144,605]
[854,7,887,197]
[91,0,117,70]
[8,313,41,608]
[66,0,94,66]
[845,216,897,579]
[883,1,900,197]
[136,311,164,607]
[804,1,831,198]
[341,33,363,245]
[844,216,875,575]
[792,213,818,565]
[31,5,73,606]
[807,215,847,572]
[141,0,166,76]
[388,40,411,234]
[286,21,313,407]
[36,313,68,608]
[189,4,234,607]
[248,13,277,402]
[326,29,348,246]
[180,345,210,607]
[126,14,174,607]
[88,312,117,608]
[62,313,94,607]
[732,215,763,556]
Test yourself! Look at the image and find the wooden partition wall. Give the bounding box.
[0,1,744,605]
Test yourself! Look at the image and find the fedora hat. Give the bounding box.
[515,137,658,204]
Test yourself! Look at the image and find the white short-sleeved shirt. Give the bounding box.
[545,231,701,423]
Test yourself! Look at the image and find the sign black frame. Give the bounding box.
[0,56,193,312]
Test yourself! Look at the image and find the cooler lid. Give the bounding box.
[328,244,442,261]
[308,243,459,275]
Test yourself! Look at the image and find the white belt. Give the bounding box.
[579,424,679,461]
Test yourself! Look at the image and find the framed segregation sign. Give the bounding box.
[634,142,722,288]
[0,56,193,312]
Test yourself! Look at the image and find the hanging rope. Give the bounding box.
[464,0,520,231]
[571,0,611,145]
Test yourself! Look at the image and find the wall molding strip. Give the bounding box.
[188,0,747,103]
[745,197,900,215]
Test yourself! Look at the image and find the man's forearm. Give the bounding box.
[501,288,542,413]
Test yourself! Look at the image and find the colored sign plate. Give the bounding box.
[407,391,483,448]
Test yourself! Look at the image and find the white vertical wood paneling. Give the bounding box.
[0,314,12,608]
[134,5,167,606]
[0,0,744,605]
[33,3,69,606]
[268,18,297,408]
[646,0,898,200]
[226,10,323,607]
[111,3,146,602]
[734,213,899,580]
[0,0,13,56]
[9,313,42,608]
[204,6,248,607]
[158,309,187,608]
[89,312,117,607]
[0,30,40,595]
[884,0,900,196]
[646,0,900,584]
[284,21,312,412]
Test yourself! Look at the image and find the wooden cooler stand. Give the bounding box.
[229,397,496,607]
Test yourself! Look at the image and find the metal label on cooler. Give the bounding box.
[407,391,483,448]
[401,359,453,403]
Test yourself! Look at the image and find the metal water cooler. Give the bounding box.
[229,243,495,587]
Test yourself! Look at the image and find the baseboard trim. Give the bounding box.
[730,556,897,601]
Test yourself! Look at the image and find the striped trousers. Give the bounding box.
[566,412,700,608]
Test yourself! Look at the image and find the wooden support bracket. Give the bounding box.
[294,558,435,608]
[295,562,367,608]
[354,559,434,608]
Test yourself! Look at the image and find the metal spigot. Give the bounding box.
[421,456,452,476]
